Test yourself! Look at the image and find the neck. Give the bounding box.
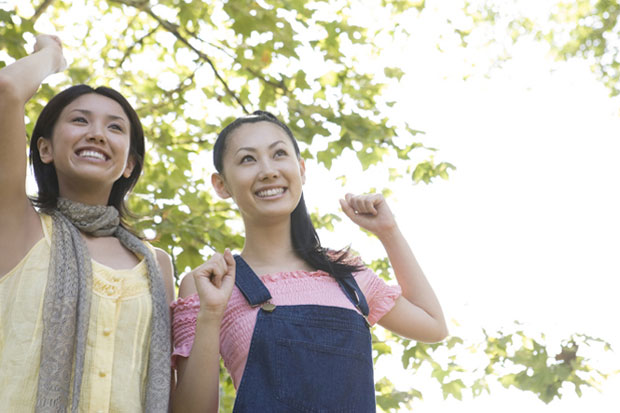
[58,183,112,206]
[241,215,311,273]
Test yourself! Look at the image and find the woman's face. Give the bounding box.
[213,121,305,224]
[37,93,135,203]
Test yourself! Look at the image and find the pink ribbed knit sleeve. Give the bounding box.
[353,267,402,326]
[170,294,200,368]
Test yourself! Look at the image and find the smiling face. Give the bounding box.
[212,121,306,224]
[37,93,135,203]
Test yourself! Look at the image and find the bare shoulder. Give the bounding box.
[154,247,172,269]
[154,247,175,303]
[177,270,198,299]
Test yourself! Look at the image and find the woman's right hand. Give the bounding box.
[189,249,236,322]
[33,34,66,73]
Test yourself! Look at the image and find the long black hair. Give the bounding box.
[213,110,363,278]
[29,84,145,227]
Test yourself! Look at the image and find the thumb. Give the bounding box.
[339,198,356,221]
[223,248,236,279]
[221,249,236,291]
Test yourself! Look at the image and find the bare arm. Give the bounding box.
[0,35,66,276]
[171,250,235,413]
[340,193,448,343]
[0,34,66,209]
[155,248,175,305]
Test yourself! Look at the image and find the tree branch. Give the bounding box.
[109,0,249,114]
[118,25,159,69]
[187,32,291,95]
[138,66,200,115]
[244,67,289,94]
[147,11,249,114]
[30,0,55,23]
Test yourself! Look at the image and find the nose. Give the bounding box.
[86,124,106,144]
[258,159,279,180]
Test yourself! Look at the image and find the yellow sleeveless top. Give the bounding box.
[0,214,154,412]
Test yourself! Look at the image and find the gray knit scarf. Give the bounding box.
[35,198,170,412]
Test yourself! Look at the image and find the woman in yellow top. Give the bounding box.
[0,34,175,412]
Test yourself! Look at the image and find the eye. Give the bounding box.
[109,123,124,132]
[274,149,287,158]
[72,116,88,123]
[240,154,255,164]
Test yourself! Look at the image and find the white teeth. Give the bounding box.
[256,188,284,197]
[78,150,106,161]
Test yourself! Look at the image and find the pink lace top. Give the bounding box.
[171,264,401,388]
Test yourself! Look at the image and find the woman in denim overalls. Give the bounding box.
[171,111,448,412]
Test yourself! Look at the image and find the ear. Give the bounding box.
[299,157,306,185]
[37,137,54,164]
[211,173,231,199]
[123,156,136,178]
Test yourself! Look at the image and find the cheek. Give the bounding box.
[226,173,257,201]
[115,136,133,157]
[289,165,304,182]
[49,127,78,153]
[229,174,250,195]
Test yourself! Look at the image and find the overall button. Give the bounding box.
[262,302,276,312]
[99,371,107,378]
[103,328,112,336]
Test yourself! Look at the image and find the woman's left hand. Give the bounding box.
[339,193,397,238]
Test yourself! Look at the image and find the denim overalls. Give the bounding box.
[232,255,376,412]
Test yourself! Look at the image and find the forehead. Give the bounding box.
[226,121,293,151]
[61,93,128,120]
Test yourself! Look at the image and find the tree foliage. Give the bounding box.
[527,0,620,96]
[0,0,615,411]
[1,0,451,272]
[454,0,620,95]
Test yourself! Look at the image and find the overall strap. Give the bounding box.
[234,255,272,307]
[336,275,370,320]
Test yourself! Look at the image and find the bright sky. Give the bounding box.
[7,0,619,411]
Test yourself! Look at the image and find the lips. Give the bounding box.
[256,187,285,198]
[76,149,109,161]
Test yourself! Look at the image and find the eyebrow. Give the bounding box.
[69,109,127,123]
[235,139,286,155]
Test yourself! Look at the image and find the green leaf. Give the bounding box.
[442,379,465,400]
[384,66,405,80]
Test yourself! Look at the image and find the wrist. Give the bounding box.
[376,223,401,243]
[196,308,225,326]
[39,46,64,73]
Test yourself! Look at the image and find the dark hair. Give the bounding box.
[29,84,145,226]
[213,110,363,278]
